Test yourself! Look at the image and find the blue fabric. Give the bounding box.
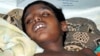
[95,45,100,53]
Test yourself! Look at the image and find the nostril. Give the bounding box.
[33,15,42,22]
[35,17,41,22]
[38,18,41,21]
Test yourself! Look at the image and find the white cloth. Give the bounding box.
[0,18,39,56]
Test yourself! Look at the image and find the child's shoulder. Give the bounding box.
[79,48,96,56]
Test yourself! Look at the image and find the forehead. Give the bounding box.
[27,3,53,12]
[24,3,55,19]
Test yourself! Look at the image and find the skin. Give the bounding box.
[23,3,96,56]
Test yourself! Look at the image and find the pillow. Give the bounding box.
[2,8,23,30]
[64,17,100,51]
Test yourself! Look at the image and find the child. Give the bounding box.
[21,1,96,56]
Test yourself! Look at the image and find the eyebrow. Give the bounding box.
[42,6,51,10]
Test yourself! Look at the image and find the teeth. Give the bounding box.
[34,24,44,31]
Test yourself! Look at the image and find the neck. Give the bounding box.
[39,37,65,52]
[44,43,65,52]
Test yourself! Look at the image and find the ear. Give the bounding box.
[61,21,67,32]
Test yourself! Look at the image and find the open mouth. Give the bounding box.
[33,22,46,32]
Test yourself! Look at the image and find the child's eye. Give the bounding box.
[26,19,33,24]
[42,12,50,17]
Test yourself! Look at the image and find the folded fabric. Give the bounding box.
[0,18,37,56]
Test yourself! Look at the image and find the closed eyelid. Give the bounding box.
[42,12,50,17]
[41,9,54,16]
[25,18,34,24]
[25,15,33,24]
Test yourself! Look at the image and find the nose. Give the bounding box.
[34,16,41,22]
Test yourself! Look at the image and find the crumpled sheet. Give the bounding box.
[0,18,37,56]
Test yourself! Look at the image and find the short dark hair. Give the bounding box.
[21,1,65,32]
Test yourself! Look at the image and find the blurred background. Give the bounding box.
[0,0,100,30]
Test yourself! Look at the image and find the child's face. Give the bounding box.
[24,3,65,45]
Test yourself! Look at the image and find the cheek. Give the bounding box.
[25,27,34,39]
[49,21,61,33]
[26,30,32,38]
[27,31,37,41]
[47,24,61,40]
